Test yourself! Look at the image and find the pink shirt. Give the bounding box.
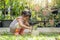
[10,16,23,28]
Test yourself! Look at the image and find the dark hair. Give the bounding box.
[22,10,31,17]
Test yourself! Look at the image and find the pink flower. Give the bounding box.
[42,9,48,16]
[34,5,40,12]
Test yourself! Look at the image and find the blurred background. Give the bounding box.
[0,0,60,27]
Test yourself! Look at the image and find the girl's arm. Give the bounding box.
[16,18,31,29]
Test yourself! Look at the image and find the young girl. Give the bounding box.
[10,9,32,35]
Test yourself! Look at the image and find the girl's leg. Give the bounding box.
[19,28,25,35]
[14,28,20,35]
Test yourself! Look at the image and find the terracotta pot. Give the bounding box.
[49,19,54,26]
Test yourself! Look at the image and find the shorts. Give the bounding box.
[19,28,31,35]
[10,27,31,35]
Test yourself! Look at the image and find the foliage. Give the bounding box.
[0,0,60,27]
[0,33,60,40]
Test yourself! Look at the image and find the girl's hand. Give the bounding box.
[29,26,32,30]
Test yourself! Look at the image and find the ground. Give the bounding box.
[0,33,60,40]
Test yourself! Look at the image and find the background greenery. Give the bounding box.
[0,0,60,27]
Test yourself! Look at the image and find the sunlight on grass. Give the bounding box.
[0,33,60,40]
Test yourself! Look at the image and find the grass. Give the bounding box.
[0,33,60,40]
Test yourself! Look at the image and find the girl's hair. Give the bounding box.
[22,10,31,17]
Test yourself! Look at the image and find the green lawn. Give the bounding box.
[0,33,60,40]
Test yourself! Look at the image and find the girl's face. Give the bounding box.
[23,16,29,21]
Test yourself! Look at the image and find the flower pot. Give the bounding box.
[0,21,3,27]
[1,20,12,27]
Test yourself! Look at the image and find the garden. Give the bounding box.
[0,0,60,27]
[0,0,60,40]
[0,33,60,40]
